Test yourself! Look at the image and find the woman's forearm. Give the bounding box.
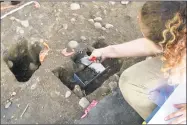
[100,38,162,58]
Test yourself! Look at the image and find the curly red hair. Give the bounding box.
[141,2,186,73]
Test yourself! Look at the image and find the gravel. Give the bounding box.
[29,63,38,71]
[62,24,68,29]
[65,91,72,98]
[109,81,118,91]
[88,19,94,24]
[68,40,79,49]
[5,101,12,109]
[121,1,129,5]
[105,23,114,29]
[70,3,81,10]
[7,60,13,68]
[80,36,87,41]
[94,17,102,22]
[94,22,102,29]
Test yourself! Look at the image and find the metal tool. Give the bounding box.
[80,56,93,66]
[80,55,105,73]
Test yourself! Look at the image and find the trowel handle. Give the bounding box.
[89,56,102,62]
[89,56,97,61]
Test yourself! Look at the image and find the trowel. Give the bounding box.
[80,56,105,73]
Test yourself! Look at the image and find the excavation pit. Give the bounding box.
[3,39,42,82]
[53,41,122,96]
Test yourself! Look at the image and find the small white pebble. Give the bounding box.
[68,40,79,49]
[94,22,102,29]
[20,20,29,28]
[19,29,24,34]
[17,104,20,107]
[70,3,80,10]
[62,24,68,30]
[146,56,152,60]
[101,27,106,31]
[80,36,87,41]
[94,17,102,22]
[98,36,105,40]
[121,1,129,5]
[11,92,16,96]
[109,1,115,5]
[93,5,99,9]
[105,23,114,29]
[65,91,71,98]
[88,19,94,24]
[5,101,12,109]
[71,18,76,23]
[79,97,90,109]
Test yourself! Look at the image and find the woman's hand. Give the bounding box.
[165,103,186,124]
[89,48,106,62]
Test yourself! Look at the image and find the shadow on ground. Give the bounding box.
[75,88,144,124]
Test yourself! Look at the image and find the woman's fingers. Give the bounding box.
[174,104,186,109]
[169,116,185,124]
[179,121,186,124]
[165,110,183,121]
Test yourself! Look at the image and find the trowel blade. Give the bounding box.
[88,63,106,73]
[80,56,92,66]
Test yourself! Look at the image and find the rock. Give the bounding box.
[11,92,16,96]
[68,41,79,49]
[71,18,76,23]
[101,27,106,31]
[146,56,152,60]
[79,97,90,109]
[62,24,68,30]
[88,19,94,24]
[94,17,102,22]
[98,36,105,40]
[109,81,118,91]
[103,9,107,15]
[31,83,37,90]
[121,1,129,5]
[109,1,115,5]
[19,29,24,34]
[7,60,13,68]
[16,26,22,33]
[29,63,38,71]
[80,36,86,41]
[70,3,80,10]
[73,85,84,97]
[101,87,111,95]
[65,91,71,98]
[105,23,114,29]
[20,20,29,27]
[94,22,102,29]
[5,101,12,109]
[109,74,119,82]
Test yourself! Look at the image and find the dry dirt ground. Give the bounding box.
[1,1,146,124]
